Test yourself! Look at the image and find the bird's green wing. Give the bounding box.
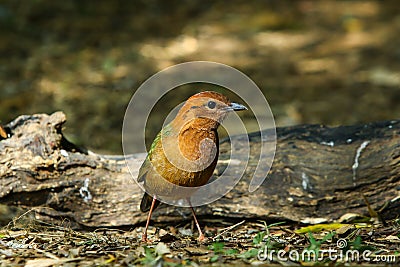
[137,124,172,183]
[137,157,150,183]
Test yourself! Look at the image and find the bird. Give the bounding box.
[138,91,247,242]
[0,125,7,139]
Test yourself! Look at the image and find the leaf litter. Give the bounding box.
[0,216,399,266]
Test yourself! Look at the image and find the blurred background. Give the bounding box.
[1,0,399,154]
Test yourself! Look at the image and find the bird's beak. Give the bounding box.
[228,102,247,111]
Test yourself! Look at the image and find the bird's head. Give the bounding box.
[173,91,247,130]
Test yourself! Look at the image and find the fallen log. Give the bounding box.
[0,112,399,228]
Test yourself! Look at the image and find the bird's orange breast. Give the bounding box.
[143,126,218,197]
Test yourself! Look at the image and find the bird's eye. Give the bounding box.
[207,101,216,109]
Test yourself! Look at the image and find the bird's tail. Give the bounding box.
[140,192,160,212]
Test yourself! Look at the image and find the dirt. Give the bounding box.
[1,217,399,266]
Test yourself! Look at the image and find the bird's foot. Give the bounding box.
[197,234,207,242]
[141,235,151,243]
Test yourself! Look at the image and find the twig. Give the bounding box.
[34,248,60,260]
[212,220,246,240]
[6,207,38,228]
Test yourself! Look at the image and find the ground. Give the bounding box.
[0,216,399,266]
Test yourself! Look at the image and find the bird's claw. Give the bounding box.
[141,236,151,243]
[197,234,207,242]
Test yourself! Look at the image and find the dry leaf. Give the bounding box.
[155,242,170,255]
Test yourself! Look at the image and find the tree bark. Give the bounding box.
[0,112,399,228]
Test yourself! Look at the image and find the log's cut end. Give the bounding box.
[0,112,399,228]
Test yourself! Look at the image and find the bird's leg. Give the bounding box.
[190,206,205,241]
[142,196,157,242]
[187,199,205,241]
